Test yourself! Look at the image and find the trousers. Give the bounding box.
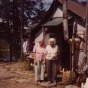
[46,59,57,82]
[34,60,44,81]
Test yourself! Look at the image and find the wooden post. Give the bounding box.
[3,0,13,61]
[10,43,12,61]
[63,0,68,40]
[42,27,45,39]
[20,0,24,61]
[13,0,20,61]
[71,34,74,83]
[70,43,72,84]
[86,0,88,63]
[42,27,46,72]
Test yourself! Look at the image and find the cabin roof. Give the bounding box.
[58,0,86,18]
[42,17,72,27]
[30,0,86,34]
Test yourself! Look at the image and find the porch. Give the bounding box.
[41,17,73,71]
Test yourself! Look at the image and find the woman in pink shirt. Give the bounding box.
[33,39,45,84]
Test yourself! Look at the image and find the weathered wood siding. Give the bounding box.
[34,29,43,44]
[73,18,85,32]
[52,6,63,18]
[33,4,87,70]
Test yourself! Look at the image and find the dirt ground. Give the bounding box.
[0,62,62,88]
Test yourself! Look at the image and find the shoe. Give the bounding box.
[47,81,51,85]
[35,80,40,85]
[52,82,57,86]
[37,81,41,85]
[35,80,38,85]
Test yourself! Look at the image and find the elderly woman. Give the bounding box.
[78,41,86,72]
[33,39,45,84]
[75,41,87,86]
[44,38,59,85]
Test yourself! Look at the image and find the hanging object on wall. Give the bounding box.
[77,30,85,39]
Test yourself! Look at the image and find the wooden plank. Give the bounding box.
[63,0,69,40]
[42,27,45,39]
[20,0,24,61]
[86,0,88,63]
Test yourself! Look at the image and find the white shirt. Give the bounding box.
[22,40,29,54]
[45,45,59,60]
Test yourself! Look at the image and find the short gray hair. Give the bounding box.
[48,38,56,44]
[38,38,44,42]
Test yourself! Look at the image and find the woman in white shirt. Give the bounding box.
[44,38,59,85]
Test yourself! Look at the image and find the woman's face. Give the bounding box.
[39,40,44,46]
[50,41,54,47]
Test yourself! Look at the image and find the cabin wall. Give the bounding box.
[73,18,85,32]
[52,6,63,18]
[33,4,86,70]
[45,33,50,46]
[34,29,43,44]
[34,28,50,45]
[51,6,70,18]
[34,5,86,45]
[34,4,63,44]
[73,18,85,40]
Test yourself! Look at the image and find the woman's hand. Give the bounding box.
[43,60,45,64]
[53,53,59,58]
[43,54,46,64]
[53,54,57,58]
[34,60,37,65]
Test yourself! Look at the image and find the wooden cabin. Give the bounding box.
[29,0,86,70]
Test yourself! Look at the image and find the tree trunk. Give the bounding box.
[13,0,20,61]
[20,0,24,61]
[3,0,13,61]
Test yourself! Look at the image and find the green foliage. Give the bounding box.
[0,0,46,41]
[0,0,47,61]
[0,0,46,26]
[24,0,46,25]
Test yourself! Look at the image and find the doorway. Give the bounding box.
[61,25,73,70]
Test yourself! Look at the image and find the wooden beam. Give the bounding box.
[20,0,24,61]
[42,27,45,39]
[10,43,12,61]
[63,0,68,40]
[86,0,88,63]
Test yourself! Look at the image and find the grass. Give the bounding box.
[61,85,66,88]
[6,61,29,72]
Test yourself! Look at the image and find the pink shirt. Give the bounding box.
[33,43,45,61]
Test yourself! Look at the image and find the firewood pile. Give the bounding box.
[62,71,70,84]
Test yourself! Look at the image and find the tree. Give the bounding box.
[23,0,46,25]
[20,0,24,61]
[31,1,46,24]
[0,0,46,61]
